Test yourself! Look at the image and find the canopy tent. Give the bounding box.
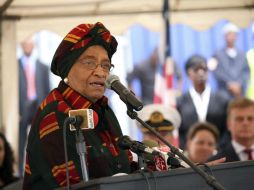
[0,0,254,166]
[1,0,254,42]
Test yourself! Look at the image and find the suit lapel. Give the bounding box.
[187,92,199,121]
[206,92,214,120]
[227,143,240,162]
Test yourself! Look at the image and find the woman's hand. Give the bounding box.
[206,157,226,167]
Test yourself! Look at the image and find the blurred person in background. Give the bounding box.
[127,48,182,105]
[137,104,181,149]
[137,105,224,169]
[246,47,254,100]
[246,23,254,100]
[0,132,19,188]
[18,36,50,175]
[177,55,229,149]
[137,104,181,170]
[212,22,250,99]
[184,122,219,165]
[127,48,159,105]
[209,97,254,162]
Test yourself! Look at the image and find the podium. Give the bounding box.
[56,160,254,190]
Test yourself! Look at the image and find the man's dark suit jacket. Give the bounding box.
[176,91,229,149]
[208,142,240,162]
[19,59,50,117]
[18,59,50,174]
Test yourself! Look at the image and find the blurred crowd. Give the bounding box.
[128,22,254,166]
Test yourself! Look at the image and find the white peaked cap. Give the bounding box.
[223,22,239,34]
[138,104,181,129]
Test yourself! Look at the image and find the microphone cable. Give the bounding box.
[138,170,151,190]
[149,169,158,190]
[135,167,158,190]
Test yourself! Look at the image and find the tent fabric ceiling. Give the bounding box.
[1,0,254,41]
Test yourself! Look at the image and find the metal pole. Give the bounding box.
[75,128,89,182]
[162,0,171,57]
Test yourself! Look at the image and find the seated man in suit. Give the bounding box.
[209,97,254,162]
[177,55,229,149]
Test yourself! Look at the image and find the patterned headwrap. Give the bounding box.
[51,22,118,79]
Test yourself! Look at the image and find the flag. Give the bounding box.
[153,0,179,147]
[153,56,176,107]
[153,56,179,147]
[153,0,176,107]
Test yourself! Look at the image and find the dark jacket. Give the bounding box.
[177,91,229,149]
[208,142,240,162]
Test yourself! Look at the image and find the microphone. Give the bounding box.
[142,140,167,171]
[117,135,160,156]
[167,155,182,169]
[142,140,183,170]
[105,75,143,111]
[68,109,99,131]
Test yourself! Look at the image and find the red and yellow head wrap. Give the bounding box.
[51,22,117,79]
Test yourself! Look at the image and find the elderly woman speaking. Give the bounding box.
[22,22,132,190]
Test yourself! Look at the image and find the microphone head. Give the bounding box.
[167,156,182,169]
[142,140,158,162]
[117,135,137,150]
[74,116,84,128]
[105,74,120,89]
[68,109,99,131]
[117,135,133,150]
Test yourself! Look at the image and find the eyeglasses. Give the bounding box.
[78,59,114,72]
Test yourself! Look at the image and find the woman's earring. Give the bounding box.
[64,77,69,84]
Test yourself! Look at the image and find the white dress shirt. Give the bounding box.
[189,85,211,122]
[21,55,36,72]
[232,140,254,161]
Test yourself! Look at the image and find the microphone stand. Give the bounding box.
[126,105,225,190]
[74,124,89,182]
